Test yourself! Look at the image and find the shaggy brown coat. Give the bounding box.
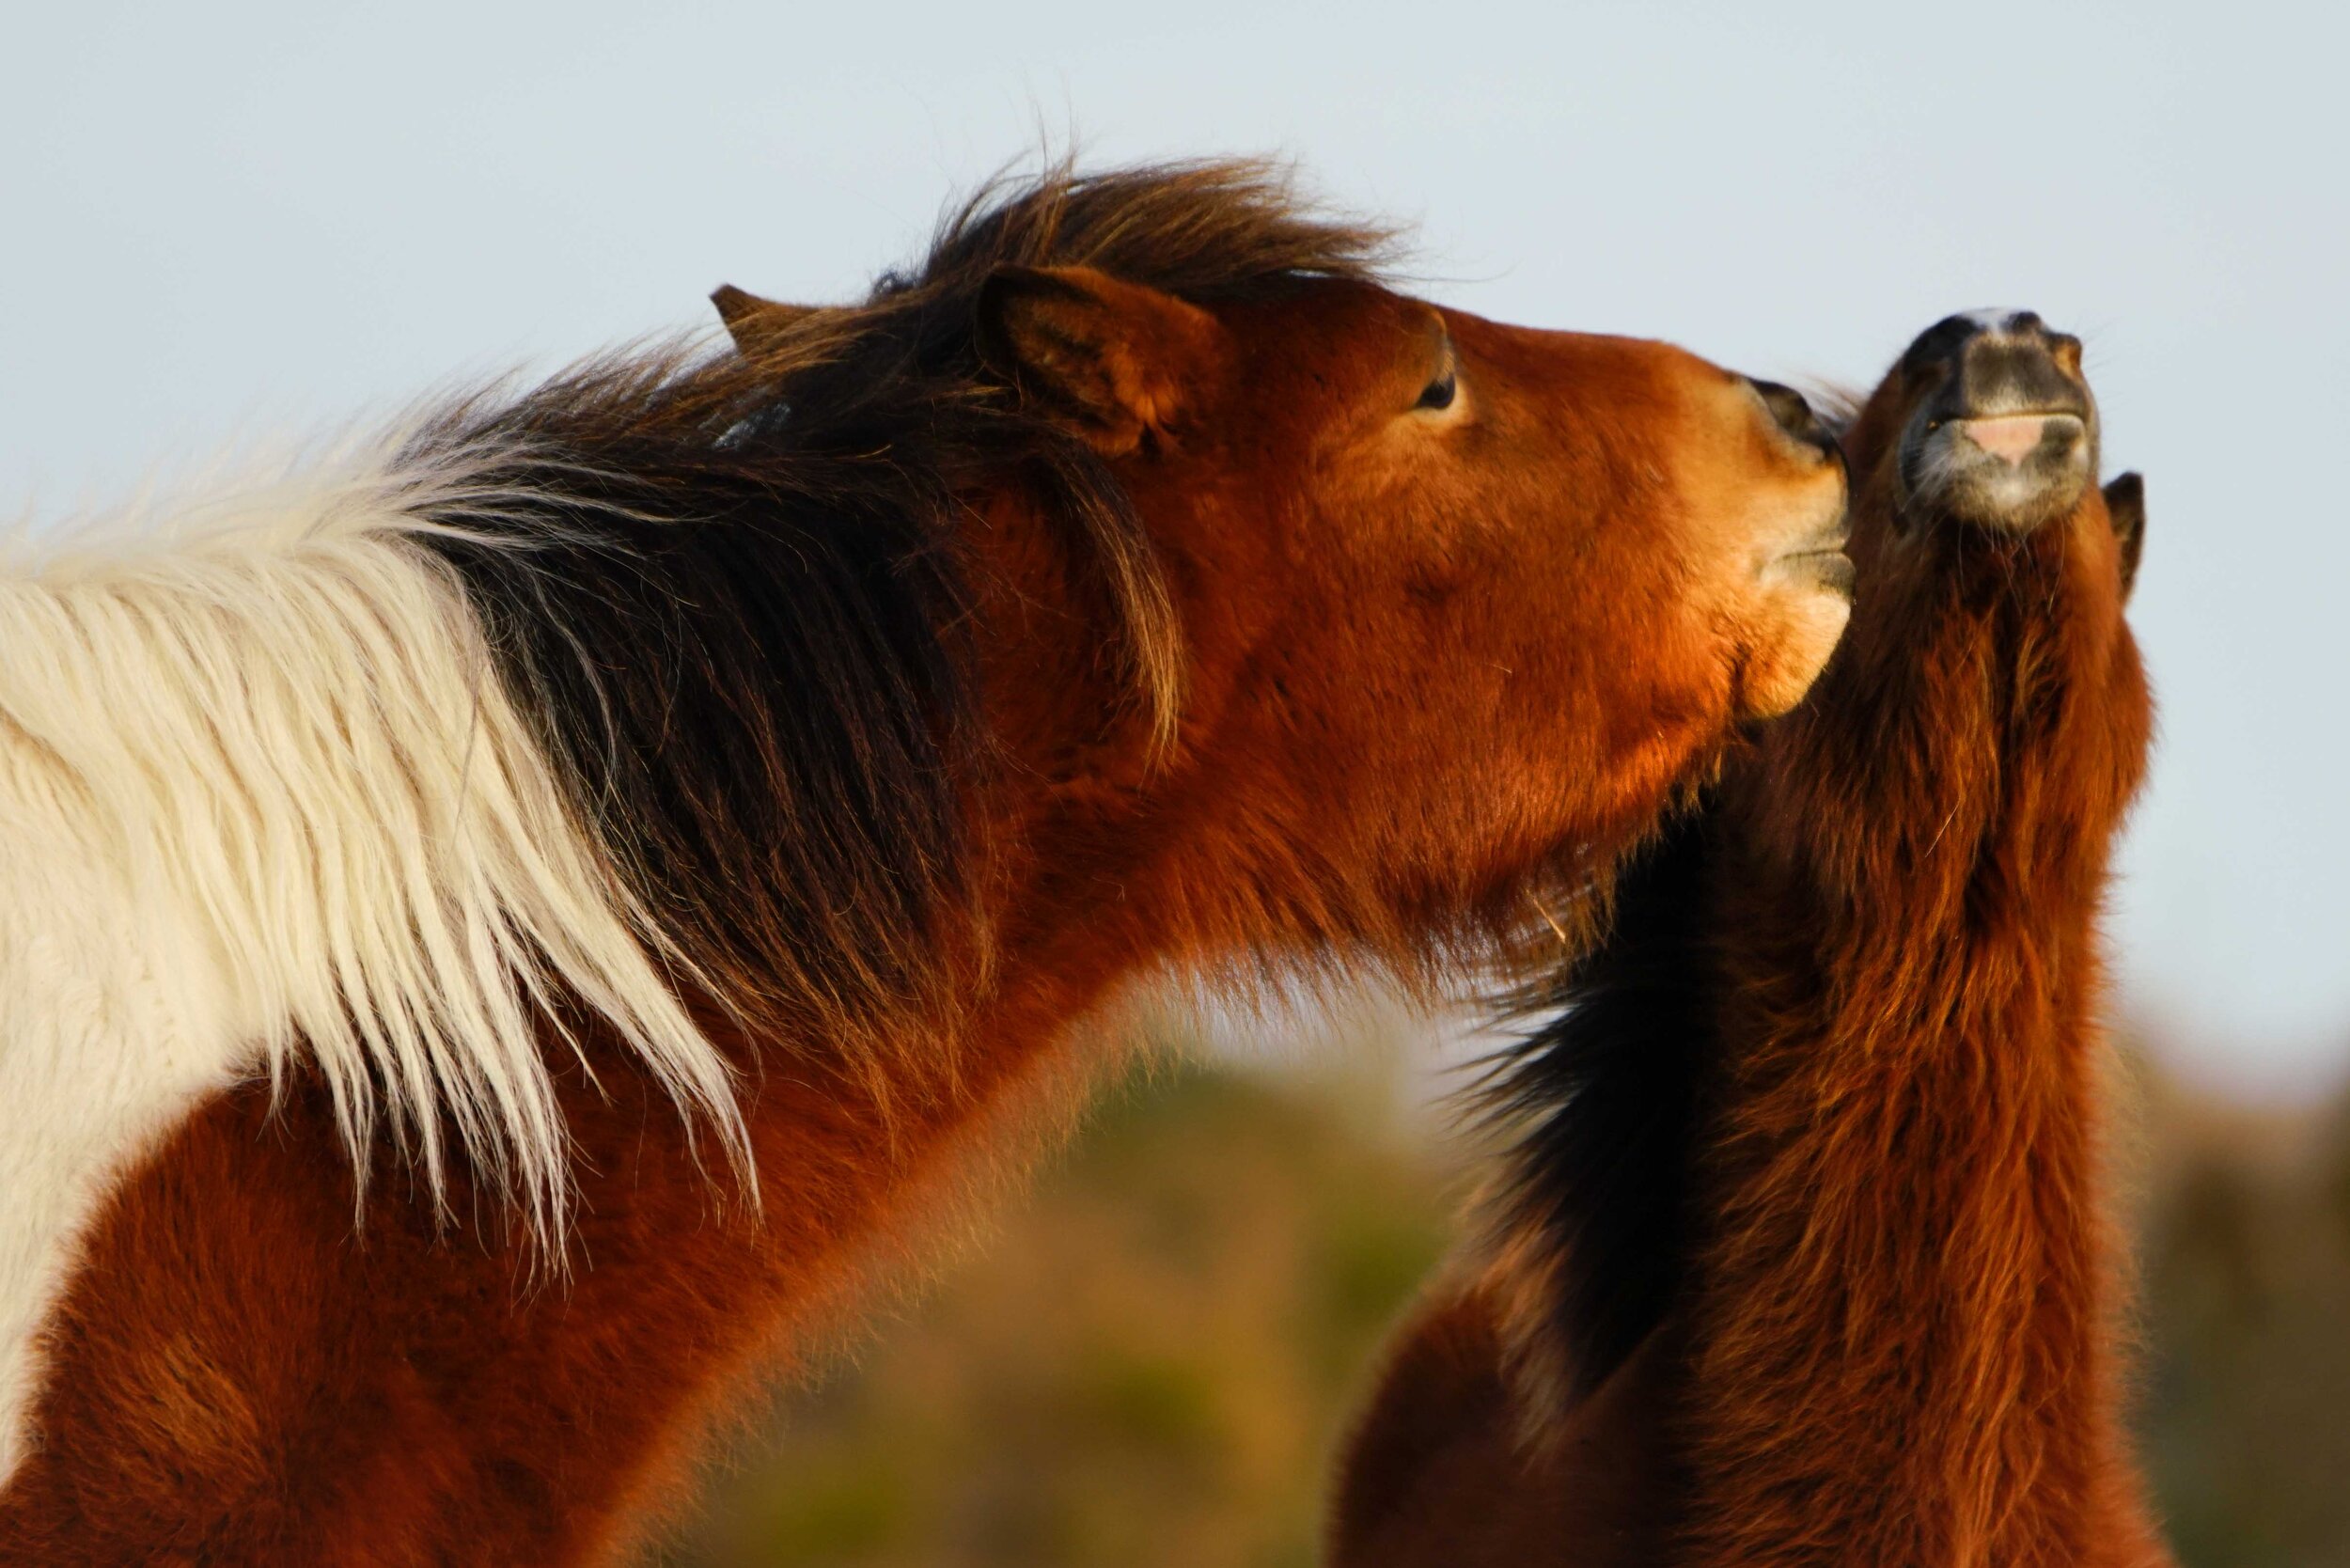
[1333,314,2170,1568]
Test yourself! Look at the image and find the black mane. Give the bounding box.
[405,161,1397,1057]
[1480,811,1716,1401]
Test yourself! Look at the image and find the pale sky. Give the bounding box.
[4,0,2342,1096]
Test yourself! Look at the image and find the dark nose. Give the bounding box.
[1904,310,2090,424]
[1748,379,1838,462]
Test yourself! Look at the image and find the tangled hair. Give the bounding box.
[416,160,1402,1067]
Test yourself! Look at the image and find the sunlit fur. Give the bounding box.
[1333,324,2170,1567]
[0,162,1853,1563]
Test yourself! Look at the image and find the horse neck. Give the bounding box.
[1678,535,2152,1566]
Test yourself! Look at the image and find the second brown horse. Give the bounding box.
[1333,311,2171,1568]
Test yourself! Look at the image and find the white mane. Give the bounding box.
[0,432,749,1480]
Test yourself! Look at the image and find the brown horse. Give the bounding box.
[0,163,1848,1563]
[1331,310,2169,1567]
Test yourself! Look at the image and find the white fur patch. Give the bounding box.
[1959,306,2029,334]
[0,433,748,1482]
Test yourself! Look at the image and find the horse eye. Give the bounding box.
[1416,371,1457,411]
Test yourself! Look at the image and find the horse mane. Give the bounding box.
[419,158,1401,1071]
[1471,810,1715,1409]
[0,160,1399,1240]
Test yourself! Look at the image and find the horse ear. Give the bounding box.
[710,284,821,355]
[2103,471,2146,599]
[979,265,1226,455]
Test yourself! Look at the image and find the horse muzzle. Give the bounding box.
[1897,309,2096,532]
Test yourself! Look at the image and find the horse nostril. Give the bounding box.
[1956,413,2086,467]
[1748,379,1838,462]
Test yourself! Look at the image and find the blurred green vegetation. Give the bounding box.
[658,1053,2350,1568]
[662,1060,1463,1568]
[2140,1088,2350,1568]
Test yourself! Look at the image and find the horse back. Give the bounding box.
[1328,1272,1674,1568]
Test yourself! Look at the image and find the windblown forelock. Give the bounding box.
[918,158,1406,304]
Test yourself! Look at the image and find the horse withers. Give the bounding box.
[1331,310,2169,1568]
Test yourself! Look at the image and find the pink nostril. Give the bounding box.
[1957,415,2052,465]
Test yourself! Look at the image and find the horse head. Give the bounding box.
[714,186,1856,974]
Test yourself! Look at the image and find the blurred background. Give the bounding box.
[5,1,2342,1561]
[655,1036,2350,1568]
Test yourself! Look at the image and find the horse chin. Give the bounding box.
[1732,570,1855,720]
